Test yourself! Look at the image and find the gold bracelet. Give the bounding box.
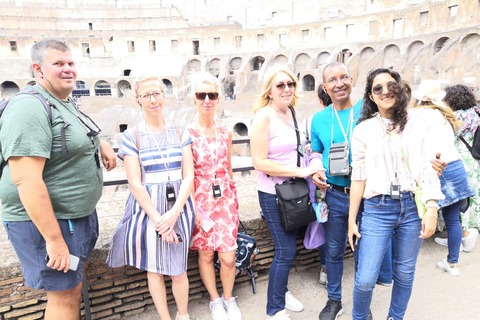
[426,212,438,219]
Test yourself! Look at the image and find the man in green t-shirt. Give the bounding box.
[0,38,116,320]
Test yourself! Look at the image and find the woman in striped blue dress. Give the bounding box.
[107,76,196,320]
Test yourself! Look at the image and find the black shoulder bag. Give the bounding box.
[273,107,316,231]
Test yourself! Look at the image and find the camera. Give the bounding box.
[328,142,351,177]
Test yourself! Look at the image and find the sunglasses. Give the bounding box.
[276,81,296,90]
[76,110,101,137]
[372,81,400,95]
[195,92,219,100]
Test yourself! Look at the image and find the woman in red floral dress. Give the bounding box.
[188,72,242,320]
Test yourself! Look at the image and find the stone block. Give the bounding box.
[18,311,43,320]
[12,299,38,308]
[123,307,144,317]
[114,300,146,313]
[89,299,122,313]
[88,286,125,298]
[4,303,46,318]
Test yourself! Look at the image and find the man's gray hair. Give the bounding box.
[31,39,70,65]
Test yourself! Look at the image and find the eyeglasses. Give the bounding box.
[77,110,101,137]
[195,92,219,100]
[372,81,400,95]
[138,92,163,102]
[275,81,296,91]
[325,74,351,86]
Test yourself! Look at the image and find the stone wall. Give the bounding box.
[0,216,330,320]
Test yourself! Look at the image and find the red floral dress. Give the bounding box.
[188,124,239,252]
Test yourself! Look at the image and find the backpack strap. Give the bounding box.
[459,135,472,152]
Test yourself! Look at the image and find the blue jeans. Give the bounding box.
[441,201,462,263]
[352,192,423,320]
[258,191,298,316]
[324,187,358,301]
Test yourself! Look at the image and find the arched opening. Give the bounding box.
[383,44,400,69]
[302,75,315,91]
[94,80,111,96]
[434,37,449,54]
[187,59,201,73]
[317,51,331,66]
[208,58,221,77]
[407,41,424,60]
[72,81,90,98]
[123,69,131,76]
[461,33,480,47]
[360,47,375,64]
[294,53,310,75]
[337,49,352,63]
[0,81,20,100]
[119,124,128,132]
[117,80,132,98]
[251,56,265,71]
[274,54,288,66]
[162,79,173,95]
[229,57,242,75]
[233,122,248,136]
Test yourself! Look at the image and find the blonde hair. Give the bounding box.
[188,71,221,96]
[253,67,299,113]
[414,100,461,132]
[133,76,166,97]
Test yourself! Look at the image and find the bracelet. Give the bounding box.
[425,202,439,210]
[426,212,438,219]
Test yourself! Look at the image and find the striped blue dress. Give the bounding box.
[107,124,195,276]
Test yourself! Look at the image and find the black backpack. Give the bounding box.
[459,110,480,160]
[0,89,67,179]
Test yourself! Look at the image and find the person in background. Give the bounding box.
[107,76,195,320]
[251,67,322,320]
[0,38,116,320]
[348,69,443,320]
[439,84,480,252]
[188,72,242,320]
[411,80,475,276]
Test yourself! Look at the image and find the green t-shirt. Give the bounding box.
[0,85,103,221]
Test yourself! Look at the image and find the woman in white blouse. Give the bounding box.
[347,69,443,320]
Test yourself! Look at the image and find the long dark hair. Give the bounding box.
[358,68,410,132]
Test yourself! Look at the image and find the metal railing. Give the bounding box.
[103,138,252,187]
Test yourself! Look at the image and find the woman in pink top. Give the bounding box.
[250,68,322,320]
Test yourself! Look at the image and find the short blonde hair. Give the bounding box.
[133,76,165,97]
[253,67,299,113]
[188,72,221,96]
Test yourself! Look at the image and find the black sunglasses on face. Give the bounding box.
[372,81,400,96]
[276,81,296,90]
[195,92,219,100]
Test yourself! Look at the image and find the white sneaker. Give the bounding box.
[434,237,464,251]
[223,295,242,320]
[285,291,304,312]
[266,309,291,319]
[463,228,479,252]
[319,268,327,285]
[209,297,228,320]
[436,259,460,276]
[175,313,190,320]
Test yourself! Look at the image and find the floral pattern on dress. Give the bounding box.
[454,106,480,230]
[188,124,239,252]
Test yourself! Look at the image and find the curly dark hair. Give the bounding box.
[444,84,477,111]
[317,84,332,106]
[358,68,409,132]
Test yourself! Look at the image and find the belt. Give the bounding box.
[331,183,350,195]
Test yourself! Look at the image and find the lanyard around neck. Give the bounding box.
[145,122,171,181]
[271,104,299,133]
[196,119,218,178]
[331,105,354,145]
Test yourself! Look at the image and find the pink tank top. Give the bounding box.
[255,107,304,194]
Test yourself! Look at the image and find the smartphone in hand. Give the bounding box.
[45,254,80,271]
